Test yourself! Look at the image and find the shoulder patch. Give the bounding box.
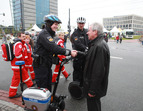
[47,36,53,42]
[74,37,78,41]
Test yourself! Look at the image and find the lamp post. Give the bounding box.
[0,13,7,44]
[0,13,5,16]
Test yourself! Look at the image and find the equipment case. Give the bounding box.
[22,87,51,111]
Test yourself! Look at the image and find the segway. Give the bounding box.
[16,57,72,111]
[68,51,86,100]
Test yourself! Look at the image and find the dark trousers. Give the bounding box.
[34,65,52,92]
[73,59,85,86]
[87,97,101,111]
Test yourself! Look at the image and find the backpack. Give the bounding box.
[1,42,15,61]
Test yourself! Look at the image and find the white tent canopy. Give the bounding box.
[110,26,120,33]
[26,24,42,34]
[110,26,121,37]
[103,27,109,32]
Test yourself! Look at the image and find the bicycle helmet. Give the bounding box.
[77,17,86,23]
[44,14,62,23]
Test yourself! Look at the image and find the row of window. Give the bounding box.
[103,15,143,23]
[105,24,143,29]
[104,20,132,25]
[103,16,133,22]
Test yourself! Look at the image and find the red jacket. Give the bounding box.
[11,40,28,70]
[24,43,33,67]
[116,36,119,40]
[57,39,66,61]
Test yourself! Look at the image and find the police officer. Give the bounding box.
[33,14,77,91]
[70,17,89,86]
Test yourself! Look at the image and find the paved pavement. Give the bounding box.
[0,90,24,111]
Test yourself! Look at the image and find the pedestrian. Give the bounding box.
[64,33,68,48]
[70,17,89,86]
[116,34,119,43]
[29,33,35,52]
[9,33,15,43]
[33,32,39,52]
[104,33,108,42]
[52,32,71,83]
[24,34,35,81]
[9,33,33,99]
[83,22,110,111]
[33,14,77,92]
[139,35,143,45]
[119,33,123,43]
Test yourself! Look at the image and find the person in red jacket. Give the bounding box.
[52,32,71,83]
[116,34,119,43]
[24,34,35,81]
[9,33,33,99]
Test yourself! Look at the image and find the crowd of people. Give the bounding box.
[7,14,110,111]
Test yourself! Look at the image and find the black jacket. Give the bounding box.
[71,28,89,51]
[83,34,110,98]
[35,28,70,67]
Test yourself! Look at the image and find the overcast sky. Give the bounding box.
[0,0,143,31]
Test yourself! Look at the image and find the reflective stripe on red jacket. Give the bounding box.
[11,40,28,70]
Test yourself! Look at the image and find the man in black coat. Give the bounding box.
[83,22,110,111]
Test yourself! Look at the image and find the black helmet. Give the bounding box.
[44,14,62,23]
[77,17,86,23]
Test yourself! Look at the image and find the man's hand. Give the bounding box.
[71,50,77,57]
[88,93,95,97]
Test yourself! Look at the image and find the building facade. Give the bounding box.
[36,0,58,28]
[12,0,58,31]
[103,14,143,35]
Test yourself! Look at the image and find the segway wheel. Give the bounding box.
[59,100,65,111]
[68,81,84,100]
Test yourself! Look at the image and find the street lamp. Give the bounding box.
[0,13,5,16]
[0,13,7,44]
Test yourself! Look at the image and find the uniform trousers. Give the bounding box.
[34,64,52,92]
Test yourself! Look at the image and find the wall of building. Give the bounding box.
[12,0,21,30]
[103,15,143,35]
[49,0,58,15]
[23,0,36,30]
[36,0,50,28]
[12,0,58,31]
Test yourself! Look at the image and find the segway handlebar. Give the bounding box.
[77,51,87,56]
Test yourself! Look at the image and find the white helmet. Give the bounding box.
[77,17,86,23]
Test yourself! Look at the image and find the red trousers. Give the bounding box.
[9,68,33,97]
[52,63,69,82]
[25,66,35,80]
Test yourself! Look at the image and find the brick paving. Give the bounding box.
[0,90,25,111]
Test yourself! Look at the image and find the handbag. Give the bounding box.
[52,54,59,65]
